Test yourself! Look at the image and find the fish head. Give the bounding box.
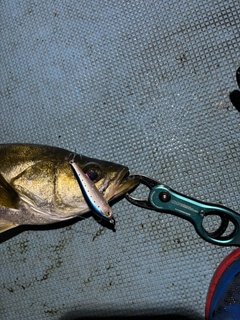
[76,155,139,202]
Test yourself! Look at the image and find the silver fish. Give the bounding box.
[0,144,139,233]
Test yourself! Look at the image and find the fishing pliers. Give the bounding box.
[125,175,240,246]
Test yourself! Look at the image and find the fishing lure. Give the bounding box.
[69,158,115,224]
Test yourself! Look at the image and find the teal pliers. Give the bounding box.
[125,175,240,246]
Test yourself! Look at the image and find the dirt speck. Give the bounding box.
[40,258,63,281]
[92,227,105,241]
[44,308,59,315]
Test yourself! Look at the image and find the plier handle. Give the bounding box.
[125,175,240,246]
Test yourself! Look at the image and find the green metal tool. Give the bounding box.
[125,175,240,246]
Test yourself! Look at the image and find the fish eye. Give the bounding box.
[86,170,98,181]
[82,162,103,182]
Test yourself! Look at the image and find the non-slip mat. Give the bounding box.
[0,1,239,319]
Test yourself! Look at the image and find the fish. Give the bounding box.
[69,158,114,224]
[0,144,139,233]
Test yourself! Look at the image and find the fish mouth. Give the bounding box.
[107,168,140,201]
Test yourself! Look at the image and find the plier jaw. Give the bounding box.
[125,174,162,210]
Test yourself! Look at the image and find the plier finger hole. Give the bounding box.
[202,213,229,238]
[202,212,237,240]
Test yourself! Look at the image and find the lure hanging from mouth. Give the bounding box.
[69,158,115,225]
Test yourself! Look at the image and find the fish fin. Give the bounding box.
[0,221,18,233]
[0,173,20,209]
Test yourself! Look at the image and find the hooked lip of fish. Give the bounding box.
[109,167,140,201]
